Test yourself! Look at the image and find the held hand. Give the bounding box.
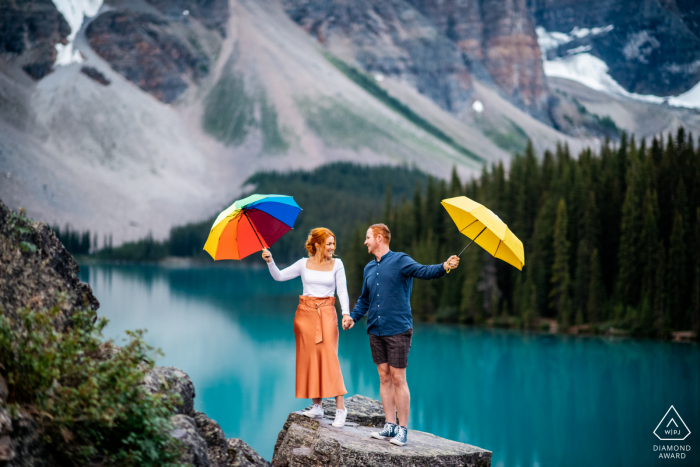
[342,315,354,330]
[444,255,460,272]
[262,248,272,263]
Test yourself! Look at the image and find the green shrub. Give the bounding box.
[0,298,183,466]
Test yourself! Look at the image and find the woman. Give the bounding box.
[261,227,349,427]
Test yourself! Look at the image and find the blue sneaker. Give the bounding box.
[390,425,408,446]
[371,422,397,440]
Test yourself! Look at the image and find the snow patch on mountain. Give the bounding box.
[52,0,103,65]
[536,26,700,109]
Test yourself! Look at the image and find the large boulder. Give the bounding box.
[0,202,98,333]
[227,438,271,467]
[171,414,211,467]
[144,366,196,417]
[273,395,492,467]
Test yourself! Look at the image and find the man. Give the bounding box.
[342,223,459,446]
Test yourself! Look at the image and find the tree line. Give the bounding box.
[341,128,699,338]
[69,163,429,262]
[51,224,104,256]
[71,128,699,338]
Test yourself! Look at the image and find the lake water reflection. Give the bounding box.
[79,263,699,466]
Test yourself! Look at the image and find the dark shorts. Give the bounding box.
[369,328,413,368]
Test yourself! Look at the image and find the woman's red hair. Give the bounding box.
[305,228,337,257]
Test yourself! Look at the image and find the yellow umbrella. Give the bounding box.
[441,196,525,270]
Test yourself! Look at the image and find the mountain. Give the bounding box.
[0,0,697,246]
[530,0,700,97]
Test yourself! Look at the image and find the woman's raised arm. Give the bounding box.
[267,256,304,281]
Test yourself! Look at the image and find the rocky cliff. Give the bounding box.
[281,0,474,114]
[84,0,228,103]
[281,0,551,123]
[408,0,550,122]
[0,0,69,79]
[529,0,700,96]
[0,202,98,334]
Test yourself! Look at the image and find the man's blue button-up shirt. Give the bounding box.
[350,250,446,336]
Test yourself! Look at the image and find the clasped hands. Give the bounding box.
[342,315,354,330]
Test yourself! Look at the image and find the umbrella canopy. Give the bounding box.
[204,194,301,260]
[441,196,524,270]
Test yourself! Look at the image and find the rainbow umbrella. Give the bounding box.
[203,194,301,260]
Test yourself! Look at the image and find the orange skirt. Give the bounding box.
[293,296,347,399]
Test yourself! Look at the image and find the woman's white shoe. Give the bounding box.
[332,408,348,427]
[303,404,324,418]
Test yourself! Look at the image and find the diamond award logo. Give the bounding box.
[654,406,691,441]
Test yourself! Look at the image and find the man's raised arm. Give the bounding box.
[400,254,459,279]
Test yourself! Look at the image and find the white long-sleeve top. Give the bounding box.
[267,258,350,315]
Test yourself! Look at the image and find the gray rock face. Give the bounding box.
[4,407,54,467]
[408,0,550,122]
[144,366,196,416]
[529,0,700,96]
[171,414,212,467]
[82,0,228,103]
[0,0,70,79]
[142,0,230,37]
[193,411,228,466]
[281,0,551,122]
[0,375,13,463]
[84,10,213,103]
[227,438,272,467]
[281,0,473,114]
[0,201,99,334]
[273,396,491,467]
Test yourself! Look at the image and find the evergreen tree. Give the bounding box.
[616,144,643,306]
[459,245,483,323]
[521,263,537,328]
[574,240,589,325]
[654,240,668,337]
[531,195,557,316]
[692,207,700,334]
[449,166,462,196]
[550,199,572,328]
[412,184,423,240]
[667,211,687,329]
[383,185,392,221]
[640,190,659,300]
[588,248,604,323]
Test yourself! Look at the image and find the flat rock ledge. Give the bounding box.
[272,395,491,467]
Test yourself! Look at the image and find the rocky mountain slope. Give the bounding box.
[0,0,697,245]
[530,0,700,97]
[280,0,551,123]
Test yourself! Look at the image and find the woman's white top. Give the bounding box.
[267,258,350,315]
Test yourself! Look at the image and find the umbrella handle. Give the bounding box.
[447,227,487,273]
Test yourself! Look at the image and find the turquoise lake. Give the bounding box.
[79,263,700,467]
